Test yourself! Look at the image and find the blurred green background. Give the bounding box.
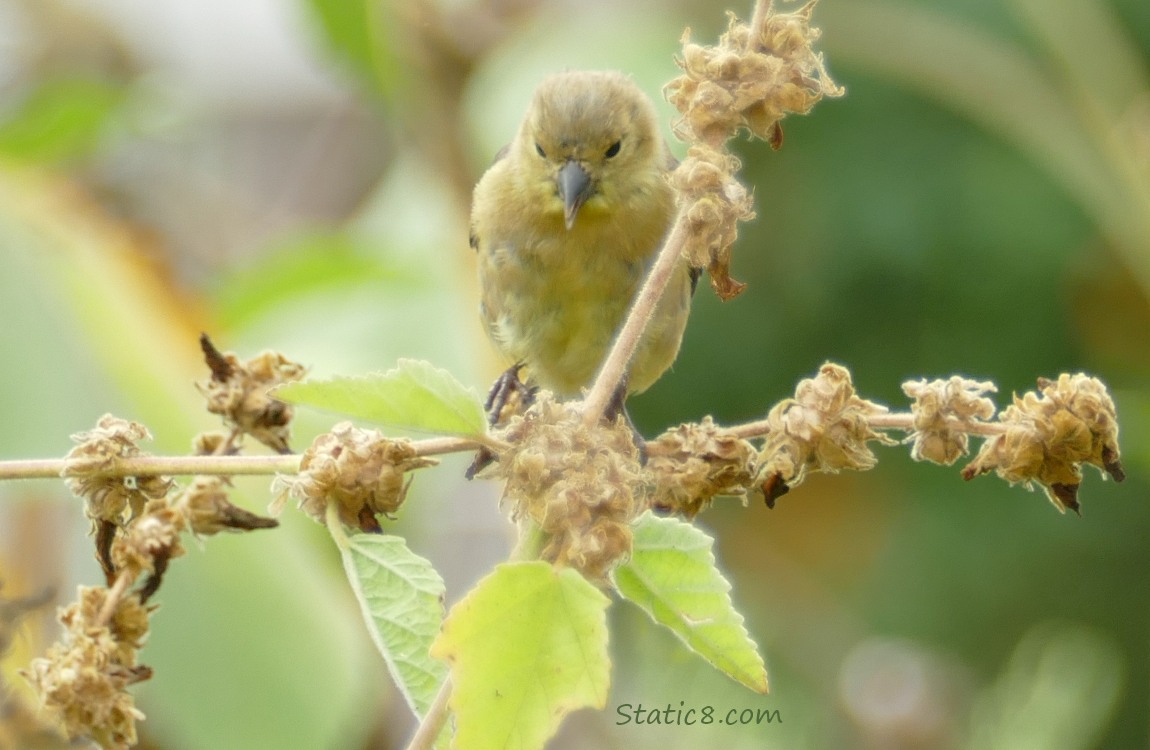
[0,0,1147,748]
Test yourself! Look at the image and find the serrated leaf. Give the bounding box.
[431,562,610,750]
[275,359,487,435]
[342,534,448,718]
[613,511,768,693]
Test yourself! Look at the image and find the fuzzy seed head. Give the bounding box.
[665,4,843,147]
[274,422,437,530]
[63,415,172,528]
[485,393,643,582]
[756,363,895,496]
[647,416,758,517]
[110,499,186,581]
[962,374,1123,514]
[22,587,152,750]
[669,145,755,300]
[197,347,306,454]
[903,376,998,465]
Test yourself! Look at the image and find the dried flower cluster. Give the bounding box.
[668,146,756,300]
[962,374,1124,514]
[666,4,842,146]
[196,334,306,454]
[903,376,998,465]
[23,588,153,750]
[484,393,643,581]
[755,364,896,506]
[663,0,843,300]
[636,366,1125,517]
[646,417,758,517]
[63,415,172,528]
[38,409,281,748]
[275,422,437,533]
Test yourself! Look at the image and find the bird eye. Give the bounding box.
[604,140,621,158]
[535,142,547,158]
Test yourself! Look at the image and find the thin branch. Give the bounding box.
[0,436,488,482]
[580,211,690,426]
[867,412,1007,437]
[405,677,453,750]
[749,0,774,44]
[726,412,1008,441]
[96,571,133,627]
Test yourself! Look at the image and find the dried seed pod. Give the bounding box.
[23,587,153,750]
[483,393,643,582]
[756,363,895,504]
[963,374,1124,514]
[665,4,843,147]
[275,422,437,532]
[647,416,758,517]
[196,335,306,454]
[903,376,997,465]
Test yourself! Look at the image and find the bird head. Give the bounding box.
[517,71,663,230]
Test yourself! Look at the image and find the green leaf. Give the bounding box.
[430,562,611,750]
[0,77,125,163]
[211,230,411,329]
[613,512,768,693]
[274,359,487,435]
[302,0,402,100]
[341,534,448,719]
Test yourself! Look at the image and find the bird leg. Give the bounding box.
[602,374,648,464]
[482,362,536,426]
[465,363,536,479]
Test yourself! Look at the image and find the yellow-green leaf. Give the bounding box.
[341,534,448,719]
[613,511,768,693]
[274,359,486,435]
[431,562,610,750]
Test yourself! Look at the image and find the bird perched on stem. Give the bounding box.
[471,70,695,416]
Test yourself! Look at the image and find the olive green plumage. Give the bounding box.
[472,70,693,397]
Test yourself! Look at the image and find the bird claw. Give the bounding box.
[602,376,648,465]
[466,364,537,479]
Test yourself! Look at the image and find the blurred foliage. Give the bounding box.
[0,0,1147,748]
[0,76,125,163]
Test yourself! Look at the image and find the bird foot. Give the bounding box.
[466,364,537,479]
[602,377,647,465]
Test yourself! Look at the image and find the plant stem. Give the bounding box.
[0,436,489,482]
[324,500,350,551]
[510,517,548,561]
[405,677,453,750]
[581,210,689,426]
[96,571,134,627]
[726,412,1008,440]
[749,0,774,44]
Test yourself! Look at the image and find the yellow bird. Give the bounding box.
[471,70,695,407]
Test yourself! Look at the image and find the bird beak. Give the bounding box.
[557,160,592,230]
